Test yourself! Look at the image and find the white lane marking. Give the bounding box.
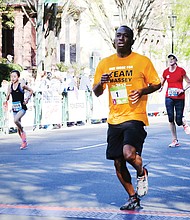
[73,143,106,151]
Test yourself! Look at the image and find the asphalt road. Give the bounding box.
[0,116,190,220]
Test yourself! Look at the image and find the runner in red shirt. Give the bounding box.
[160,54,190,147]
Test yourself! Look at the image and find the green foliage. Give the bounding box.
[56,62,69,72]
[71,63,86,77]
[56,62,86,78]
[172,0,190,59]
[0,57,7,64]
[0,63,23,85]
[0,2,15,30]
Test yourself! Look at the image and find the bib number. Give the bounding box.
[12,101,22,112]
[168,88,178,97]
[110,85,128,105]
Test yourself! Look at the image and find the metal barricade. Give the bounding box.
[0,88,94,133]
[0,89,9,134]
[33,91,42,130]
[85,90,93,124]
[62,91,68,127]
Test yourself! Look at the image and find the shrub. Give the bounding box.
[0,63,23,85]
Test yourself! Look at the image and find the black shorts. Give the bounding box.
[106,120,147,160]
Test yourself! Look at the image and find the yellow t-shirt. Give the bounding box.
[93,52,161,126]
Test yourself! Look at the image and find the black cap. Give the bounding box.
[168,53,178,61]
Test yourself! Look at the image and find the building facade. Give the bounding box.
[0,3,36,69]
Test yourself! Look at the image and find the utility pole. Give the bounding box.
[75,18,81,64]
[73,7,85,65]
[65,17,70,65]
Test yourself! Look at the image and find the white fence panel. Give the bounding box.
[68,90,86,122]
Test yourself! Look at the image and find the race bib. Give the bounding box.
[12,101,22,112]
[110,85,128,105]
[168,88,178,97]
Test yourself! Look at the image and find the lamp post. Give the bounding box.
[168,14,177,53]
[72,7,85,64]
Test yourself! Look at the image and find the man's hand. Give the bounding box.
[93,73,111,97]
[128,89,142,104]
[101,73,111,84]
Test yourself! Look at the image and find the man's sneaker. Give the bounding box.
[21,131,26,142]
[137,167,148,197]
[168,139,180,148]
[20,142,27,150]
[120,194,140,210]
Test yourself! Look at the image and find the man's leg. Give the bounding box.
[114,157,136,196]
[123,144,148,197]
[123,144,143,176]
[114,157,140,210]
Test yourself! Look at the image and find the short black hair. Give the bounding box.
[116,25,134,39]
[10,70,20,77]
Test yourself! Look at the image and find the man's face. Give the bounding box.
[168,56,177,66]
[114,26,133,51]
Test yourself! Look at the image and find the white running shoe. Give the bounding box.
[183,124,190,134]
[168,139,180,148]
[182,117,190,134]
[137,167,148,197]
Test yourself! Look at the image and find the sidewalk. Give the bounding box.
[2,114,169,135]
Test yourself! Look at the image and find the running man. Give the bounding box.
[93,25,161,210]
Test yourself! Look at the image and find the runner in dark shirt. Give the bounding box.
[4,70,33,150]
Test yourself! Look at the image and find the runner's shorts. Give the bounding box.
[165,97,184,125]
[106,120,147,160]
